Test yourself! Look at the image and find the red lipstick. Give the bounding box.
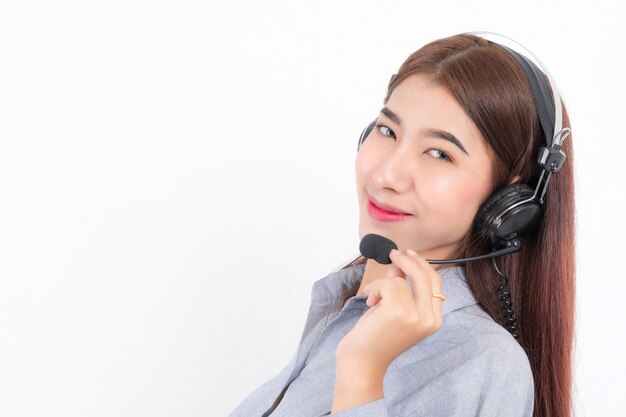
[367,195,412,222]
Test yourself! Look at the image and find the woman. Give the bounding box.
[228,32,575,417]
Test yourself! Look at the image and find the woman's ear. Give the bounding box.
[508,175,522,185]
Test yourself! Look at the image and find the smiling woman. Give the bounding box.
[354,73,497,267]
[228,32,575,417]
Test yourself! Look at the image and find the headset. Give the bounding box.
[356,31,571,338]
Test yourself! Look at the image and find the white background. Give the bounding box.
[1,1,624,416]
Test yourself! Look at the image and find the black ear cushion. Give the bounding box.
[357,118,379,151]
[474,183,535,238]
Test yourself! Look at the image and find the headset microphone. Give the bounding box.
[359,233,522,265]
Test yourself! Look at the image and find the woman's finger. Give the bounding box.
[407,249,444,329]
[364,276,404,308]
[389,249,435,320]
[432,273,443,328]
[426,262,444,328]
[384,262,405,280]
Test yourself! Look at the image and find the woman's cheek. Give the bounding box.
[422,172,460,196]
[422,176,475,217]
[355,145,381,180]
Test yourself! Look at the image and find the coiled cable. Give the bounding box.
[491,255,519,339]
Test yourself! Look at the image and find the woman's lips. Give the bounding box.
[367,197,412,222]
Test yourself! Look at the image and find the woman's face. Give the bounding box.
[355,73,496,260]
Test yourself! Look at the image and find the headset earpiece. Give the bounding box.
[474,183,543,247]
[357,118,379,152]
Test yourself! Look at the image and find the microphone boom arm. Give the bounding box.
[426,238,522,264]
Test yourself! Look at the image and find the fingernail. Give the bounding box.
[407,249,417,255]
[390,249,400,256]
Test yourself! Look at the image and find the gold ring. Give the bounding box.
[432,293,446,301]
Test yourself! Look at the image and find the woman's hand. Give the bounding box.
[336,249,444,371]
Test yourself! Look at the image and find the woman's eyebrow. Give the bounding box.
[379,106,470,156]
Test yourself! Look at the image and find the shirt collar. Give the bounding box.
[310,262,478,316]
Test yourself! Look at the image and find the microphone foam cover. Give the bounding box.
[359,233,398,265]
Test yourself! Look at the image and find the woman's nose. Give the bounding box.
[371,146,416,193]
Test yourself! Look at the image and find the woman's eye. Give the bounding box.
[375,123,453,163]
[427,148,453,163]
[375,123,395,138]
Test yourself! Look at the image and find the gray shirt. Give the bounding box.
[228,263,534,417]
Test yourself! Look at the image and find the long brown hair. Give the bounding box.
[340,34,575,417]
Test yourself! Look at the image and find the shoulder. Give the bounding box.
[413,305,535,414]
[383,304,534,416]
[446,304,535,398]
